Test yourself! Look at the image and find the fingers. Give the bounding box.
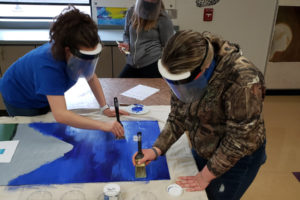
[138,156,148,165]
[103,109,115,117]
[132,152,138,165]
[111,121,124,138]
[176,180,203,192]
[119,109,130,115]
[176,176,208,192]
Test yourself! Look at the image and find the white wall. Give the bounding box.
[175,0,278,74]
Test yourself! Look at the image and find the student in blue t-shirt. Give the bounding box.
[0,6,128,138]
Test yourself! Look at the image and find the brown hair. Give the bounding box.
[131,1,165,32]
[50,6,100,60]
[162,30,214,74]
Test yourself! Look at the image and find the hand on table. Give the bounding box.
[176,172,210,192]
[103,108,129,117]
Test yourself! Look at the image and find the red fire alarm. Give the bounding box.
[203,8,214,21]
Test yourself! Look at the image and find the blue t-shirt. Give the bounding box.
[0,43,77,109]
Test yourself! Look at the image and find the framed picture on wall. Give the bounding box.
[269,6,300,62]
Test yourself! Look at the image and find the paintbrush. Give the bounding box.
[135,132,146,178]
[114,97,125,139]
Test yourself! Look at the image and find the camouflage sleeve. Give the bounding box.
[207,63,266,176]
[153,94,186,154]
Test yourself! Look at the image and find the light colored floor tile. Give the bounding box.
[243,96,300,200]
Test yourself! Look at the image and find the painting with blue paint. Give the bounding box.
[8,121,170,185]
[0,149,5,154]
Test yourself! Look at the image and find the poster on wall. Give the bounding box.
[269,6,300,62]
[96,7,128,26]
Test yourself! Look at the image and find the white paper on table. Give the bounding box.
[121,84,160,101]
[0,140,19,163]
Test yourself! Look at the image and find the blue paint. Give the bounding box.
[8,121,170,185]
[131,104,144,113]
[0,149,5,154]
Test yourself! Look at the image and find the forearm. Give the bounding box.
[53,109,107,131]
[199,165,217,183]
[87,74,107,107]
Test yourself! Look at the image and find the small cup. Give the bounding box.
[103,183,121,200]
[167,184,183,197]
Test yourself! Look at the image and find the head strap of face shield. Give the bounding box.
[168,39,209,85]
[70,43,102,60]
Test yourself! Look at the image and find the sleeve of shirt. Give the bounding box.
[206,66,266,177]
[158,12,174,47]
[34,64,68,96]
[123,7,133,44]
[153,94,186,154]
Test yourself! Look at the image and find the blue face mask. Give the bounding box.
[164,58,217,103]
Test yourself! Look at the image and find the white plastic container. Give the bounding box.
[103,183,121,200]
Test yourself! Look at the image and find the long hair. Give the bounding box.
[131,1,165,32]
[50,6,100,61]
[162,30,215,74]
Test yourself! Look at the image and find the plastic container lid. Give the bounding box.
[103,183,120,197]
[167,184,183,197]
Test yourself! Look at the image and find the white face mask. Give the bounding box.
[66,43,102,81]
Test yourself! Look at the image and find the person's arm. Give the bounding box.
[87,74,129,116]
[47,94,124,137]
[123,7,133,44]
[177,63,266,191]
[131,94,187,165]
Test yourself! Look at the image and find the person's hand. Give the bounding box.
[117,42,130,55]
[176,165,216,192]
[102,121,124,138]
[132,148,158,166]
[103,108,130,117]
[176,170,212,192]
[102,108,115,117]
[118,108,130,116]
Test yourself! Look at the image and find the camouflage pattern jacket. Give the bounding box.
[153,35,266,177]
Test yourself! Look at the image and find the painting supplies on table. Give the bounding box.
[103,183,121,200]
[116,41,130,55]
[135,132,147,178]
[114,97,125,139]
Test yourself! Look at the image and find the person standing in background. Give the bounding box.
[133,30,267,200]
[0,6,128,138]
[118,0,174,78]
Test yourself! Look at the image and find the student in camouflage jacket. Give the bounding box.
[134,30,266,200]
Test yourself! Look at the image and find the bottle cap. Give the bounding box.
[103,183,120,197]
[167,184,183,197]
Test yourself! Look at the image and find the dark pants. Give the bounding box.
[4,100,50,117]
[192,142,266,200]
[119,62,162,78]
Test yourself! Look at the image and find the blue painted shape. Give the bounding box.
[8,121,170,185]
[0,149,5,154]
[132,104,144,113]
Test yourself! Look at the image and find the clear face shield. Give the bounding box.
[134,0,162,20]
[158,42,216,103]
[66,43,102,81]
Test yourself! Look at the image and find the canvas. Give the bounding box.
[0,121,170,186]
